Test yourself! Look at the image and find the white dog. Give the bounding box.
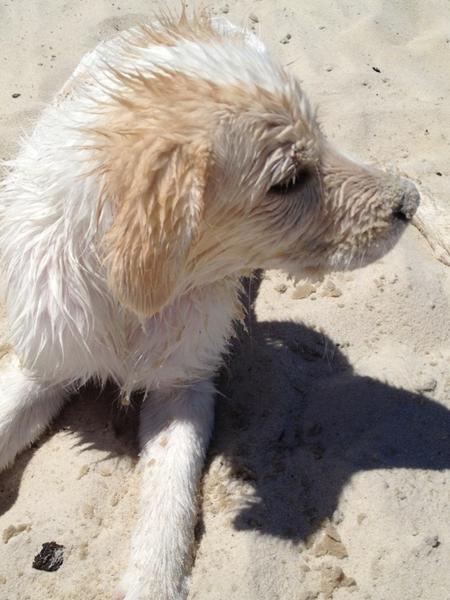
[0,12,419,600]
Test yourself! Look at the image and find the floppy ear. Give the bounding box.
[103,138,209,317]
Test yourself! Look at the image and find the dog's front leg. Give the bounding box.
[0,356,66,472]
[119,379,215,600]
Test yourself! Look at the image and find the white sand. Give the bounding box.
[0,2,449,599]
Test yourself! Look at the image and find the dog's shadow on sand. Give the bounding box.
[209,277,450,543]
[1,276,449,547]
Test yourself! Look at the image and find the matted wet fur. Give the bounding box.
[0,11,419,600]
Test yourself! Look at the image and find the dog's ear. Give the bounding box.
[103,138,209,317]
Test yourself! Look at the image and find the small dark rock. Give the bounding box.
[372,66,381,73]
[11,93,21,98]
[436,172,442,176]
[32,542,65,572]
[424,535,440,548]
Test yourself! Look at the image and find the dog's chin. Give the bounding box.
[275,220,408,281]
[326,220,408,273]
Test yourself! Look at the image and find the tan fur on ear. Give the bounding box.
[103,138,209,316]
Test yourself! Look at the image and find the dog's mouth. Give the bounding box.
[327,220,410,272]
[266,217,409,279]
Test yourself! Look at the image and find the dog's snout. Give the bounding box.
[393,179,420,221]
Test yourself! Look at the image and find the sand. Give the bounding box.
[0,1,449,599]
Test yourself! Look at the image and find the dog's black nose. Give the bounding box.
[393,179,420,221]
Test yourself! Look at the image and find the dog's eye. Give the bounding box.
[269,168,313,195]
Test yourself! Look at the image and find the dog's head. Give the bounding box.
[92,14,419,316]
